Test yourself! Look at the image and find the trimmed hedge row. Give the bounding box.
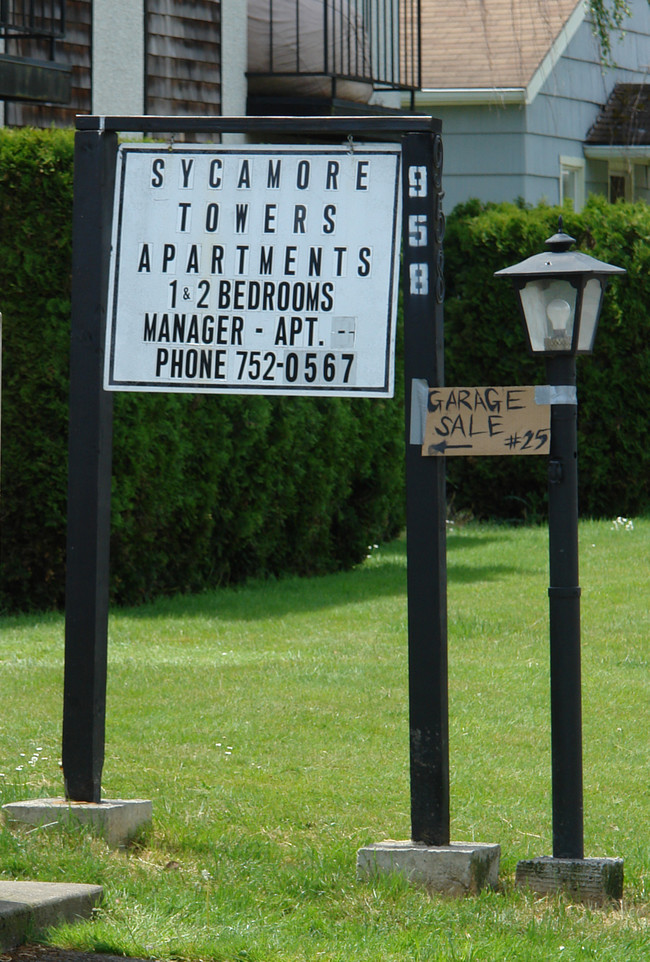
[444,197,650,521]
[0,128,405,612]
[2,128,649,612]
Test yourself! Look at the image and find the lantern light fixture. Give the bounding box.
[494,218,625,356]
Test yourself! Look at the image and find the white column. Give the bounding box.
[220,0,248,141]
[93,0,145,115]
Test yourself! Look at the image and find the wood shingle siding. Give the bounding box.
[146,0,221,116]
[5,0,91,126]
[3,1,223,127]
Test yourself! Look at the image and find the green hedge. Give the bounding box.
[2,129,649,612]
[444,196,650,521]
[0,128,405,612]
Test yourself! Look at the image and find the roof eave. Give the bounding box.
[526,0,587,104]
[409,87,527,107]
[585,144,650,159]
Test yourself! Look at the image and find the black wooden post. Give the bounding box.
[545,355,584,859]
[63,128,117,802]
[402,129,449,846]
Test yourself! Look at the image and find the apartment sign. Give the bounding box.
[104,144,402,396]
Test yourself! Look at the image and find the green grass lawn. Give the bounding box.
[1,519,648,961]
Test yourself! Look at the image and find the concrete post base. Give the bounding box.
[356,840,500,895]
[0,881,103,951]
[2,798,152,849]
[516,856,624,903]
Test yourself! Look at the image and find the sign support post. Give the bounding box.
[357,129,500,892]
[63,127,116,803]
[545,354,584,859]
[402,131,449,846]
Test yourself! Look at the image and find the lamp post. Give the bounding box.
[495,219,625,861]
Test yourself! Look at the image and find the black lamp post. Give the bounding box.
[495,219,625,859]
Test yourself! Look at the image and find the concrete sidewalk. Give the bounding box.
[0,882,103,952]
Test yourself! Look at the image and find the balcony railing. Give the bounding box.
[1,0,70,103]
[248,0,421,103]
[0,0,65,43]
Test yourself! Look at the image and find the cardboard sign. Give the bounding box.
[422,386,551,456]
[104,143,402,396]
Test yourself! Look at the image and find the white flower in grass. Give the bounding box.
[611,516,634,531]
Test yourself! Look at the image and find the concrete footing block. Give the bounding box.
[516,856,624,903]
[0,880,103,951]
[356,840,500,895]
[2,798,152,849]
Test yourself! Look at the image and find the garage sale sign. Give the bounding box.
[104,144,402,396]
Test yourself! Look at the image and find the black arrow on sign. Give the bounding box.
[428,440,474,454]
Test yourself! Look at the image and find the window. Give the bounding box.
[560,157,585,212]
[609,174,628,202]
[608,161,633,202]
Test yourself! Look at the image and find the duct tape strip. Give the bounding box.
[535,384,577,405]
[548,585,582,598]
[410,378,429,445]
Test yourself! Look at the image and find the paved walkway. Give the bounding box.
[0,883,103,955]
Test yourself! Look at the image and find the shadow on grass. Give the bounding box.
[114,533,521,623]
[0,531,527,630]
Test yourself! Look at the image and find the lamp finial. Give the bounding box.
[546,217,575,253]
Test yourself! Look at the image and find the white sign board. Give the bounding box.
[104,144,402,396]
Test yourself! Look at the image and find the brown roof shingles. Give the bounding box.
[420,0,583,90]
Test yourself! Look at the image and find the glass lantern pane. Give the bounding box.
[576,277,604,352]
[519,278,577,353]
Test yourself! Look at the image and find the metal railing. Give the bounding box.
[0,0,65,41]
[250,0,420,94]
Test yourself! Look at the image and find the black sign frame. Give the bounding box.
[64,114,449,846]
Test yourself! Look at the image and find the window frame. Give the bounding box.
[559,156,586,212]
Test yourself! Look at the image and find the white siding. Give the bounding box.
[427,102,528,211]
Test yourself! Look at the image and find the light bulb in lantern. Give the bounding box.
[545,297,573,351]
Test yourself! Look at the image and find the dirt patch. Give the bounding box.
[1,947,154,962]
